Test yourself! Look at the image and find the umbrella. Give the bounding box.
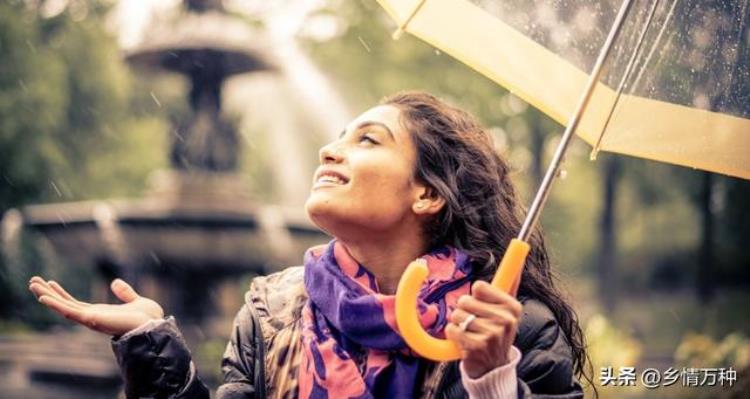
[375,0,750,361]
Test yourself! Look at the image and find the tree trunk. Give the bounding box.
[597,157,621,313]
[698,172,715,303]
[530,119,545,189]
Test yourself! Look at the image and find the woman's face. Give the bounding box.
[305,105,426,238]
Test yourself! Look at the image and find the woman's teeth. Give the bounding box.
[318,175,346,184]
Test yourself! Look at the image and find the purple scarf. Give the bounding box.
[298,240,474,399]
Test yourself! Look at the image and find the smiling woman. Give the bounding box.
[30,91,587,399]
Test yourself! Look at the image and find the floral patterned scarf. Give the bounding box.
[298,240,474,399]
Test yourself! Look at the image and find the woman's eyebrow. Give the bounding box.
[339,121,396,140]
[357,122,396,140]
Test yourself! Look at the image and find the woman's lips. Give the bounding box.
[313,169,350,189]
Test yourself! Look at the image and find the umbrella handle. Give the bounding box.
[395,238,531,361]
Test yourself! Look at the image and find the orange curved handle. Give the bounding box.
[395,238,531,361]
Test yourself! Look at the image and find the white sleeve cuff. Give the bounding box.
[459,345,522,399]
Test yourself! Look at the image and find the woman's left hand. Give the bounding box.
[446,280,523,379]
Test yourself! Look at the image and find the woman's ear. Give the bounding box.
[412,185,446,216]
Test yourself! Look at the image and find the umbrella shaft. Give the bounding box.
[518,0,635,241]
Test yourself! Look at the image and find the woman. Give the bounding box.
[30,91,588,398]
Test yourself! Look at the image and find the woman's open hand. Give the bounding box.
[446,280,523,379]
[28,276,164,337]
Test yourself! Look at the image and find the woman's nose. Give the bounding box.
[319,143,344,164]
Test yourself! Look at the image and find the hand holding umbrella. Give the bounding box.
[445,280,524,378]
[28,276,164,337]
[396,239,530,361]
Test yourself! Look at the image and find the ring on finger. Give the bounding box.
[458,313,477,332]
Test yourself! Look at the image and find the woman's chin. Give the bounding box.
[305,199,365,240]
[305,196,336,230]
[305,192,329,216]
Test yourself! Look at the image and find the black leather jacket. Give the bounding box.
[111,269,584,399]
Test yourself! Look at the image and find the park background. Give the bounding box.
[0,0,748,398]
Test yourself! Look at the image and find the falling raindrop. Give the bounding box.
[173,129,185,142]
[56,212,67,228]
[50,181,62,198]
[150,91,162,107]
[558,168,568,180]
[149,251,162,266]
[357,36,371,53]
[25,39,36,54]
[434,49,441,56]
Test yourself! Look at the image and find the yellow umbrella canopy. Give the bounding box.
[376,0,750,180]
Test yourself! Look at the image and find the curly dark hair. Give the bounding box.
[382,90,593,388]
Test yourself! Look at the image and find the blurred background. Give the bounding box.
[0,0,748,398]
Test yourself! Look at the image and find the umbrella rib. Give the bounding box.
[518,0,636,241]
[590,0,662,160]
[392,0,428,40]
[630,0,681,94]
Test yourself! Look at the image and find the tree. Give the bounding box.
[0,0,165,322]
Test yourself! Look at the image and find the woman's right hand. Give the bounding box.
[28,276,164,337]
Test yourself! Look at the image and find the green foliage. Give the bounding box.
[0,1,66,208]
[581,309,750,399]
[675,333,750,371]
[195,337,228,388]
[0,1,167,212]
[584,314,644,398]
[302,1,519,126]
[587,313,643,369]
[0,1,167,321]
[666,333,750,399]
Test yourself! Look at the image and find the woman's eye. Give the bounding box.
[359,135,378,145]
